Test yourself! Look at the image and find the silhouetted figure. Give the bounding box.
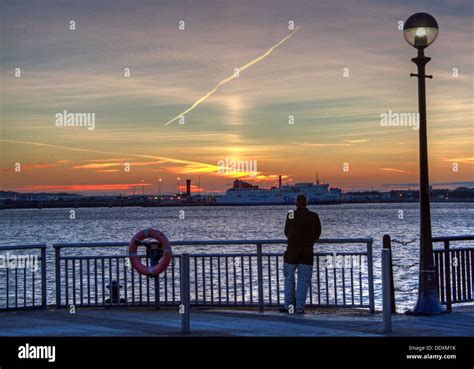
[281,195,321,314]
[147,241,163,268]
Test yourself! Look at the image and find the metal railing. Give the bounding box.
[433,235,474,310]
[0,244,47,311]
[53,238,375,312]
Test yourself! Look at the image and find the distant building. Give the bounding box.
[342,191,383,202]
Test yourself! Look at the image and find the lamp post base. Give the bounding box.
[406,290,445,316]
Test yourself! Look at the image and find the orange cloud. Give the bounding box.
[343,139,370,143]
[18,183,152,192]
[73,163,120,169]
[266,174,288,179]
[22,163,57,170]
[73,160,165,170]
[2,160,71,172]
[82,158,130,162]
[167,163,221,175]
[297,142,351,147]
[0,139,222,173]
[379,168,417,174]
[444,157,474,164]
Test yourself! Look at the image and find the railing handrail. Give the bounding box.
[0,244,47,250]
[434,247,474,252]
[52,237,374,249]
[58,251,369,260]
[432,235,474,242]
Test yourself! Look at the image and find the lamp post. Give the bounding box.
[158,178,162,197]
[403,12,444,315]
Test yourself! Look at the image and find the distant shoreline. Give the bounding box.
[1,199,473,210]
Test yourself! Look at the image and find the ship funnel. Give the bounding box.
[186,179,191,198]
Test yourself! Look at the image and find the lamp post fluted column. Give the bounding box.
[410,49,443,315]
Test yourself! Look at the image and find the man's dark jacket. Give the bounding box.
[284,207,322,265]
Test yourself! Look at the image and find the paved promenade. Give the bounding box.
[1,305,473,336]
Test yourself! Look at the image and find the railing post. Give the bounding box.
[41,246,47,309]
[444,240,452,311]
[366,240,375,313]
[383,234,396,313]
[256,243,264,312]
[382,248,392,333]
[180,254,190,334]
[154,276,160,309]
[55,246,61,308]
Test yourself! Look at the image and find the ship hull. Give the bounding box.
[214,200,341,206]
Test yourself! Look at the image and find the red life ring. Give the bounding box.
[128,228,172,276]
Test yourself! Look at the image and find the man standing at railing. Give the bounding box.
[281,195,321,314]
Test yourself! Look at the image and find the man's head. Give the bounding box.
[296,195,307,208]
[149,241,162,250]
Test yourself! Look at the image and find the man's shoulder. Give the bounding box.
[296,208,319,218]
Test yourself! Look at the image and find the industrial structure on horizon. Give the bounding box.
[1,177,473,209]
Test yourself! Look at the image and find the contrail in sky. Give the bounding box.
[0,139,217,169]
[163,27,300,126]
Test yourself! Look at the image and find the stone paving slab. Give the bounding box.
[0,305,473,336]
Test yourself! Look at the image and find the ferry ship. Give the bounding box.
[216,178,342,205]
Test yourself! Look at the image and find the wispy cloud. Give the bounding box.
[379,168,417,174]
[443,157,474,164]
[296,143,351,147]
[82,158,130,163]
[343,139,370,144]
[20,160,70,171]
[72,160,165,170]
[18,183,152,192]
[1,139,218,172]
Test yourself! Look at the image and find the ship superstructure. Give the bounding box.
[216,179,341,205]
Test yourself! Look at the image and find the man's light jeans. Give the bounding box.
[283,262,313,313]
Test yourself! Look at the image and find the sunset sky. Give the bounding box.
[0,0,473,194]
